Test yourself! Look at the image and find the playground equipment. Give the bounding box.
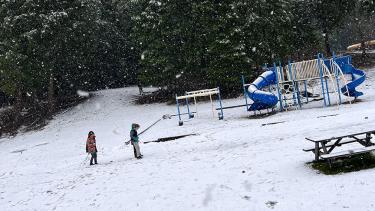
[241,54,366,113]
[174,54,365,125]
[175,88,224,126]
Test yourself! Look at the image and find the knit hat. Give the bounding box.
[132,123,140,129]
[88,131,95,137]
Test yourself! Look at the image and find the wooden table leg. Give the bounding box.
[365,133,372,146]
[321,141,328,154]
[315,142,320,161]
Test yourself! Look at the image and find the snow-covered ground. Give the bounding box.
[1,68,375,211]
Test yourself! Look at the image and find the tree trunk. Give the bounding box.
[48,73,55,114]
[323,29,331,57]
[137,80,144,96]
[13,87,23,124]
[360,40,367,63]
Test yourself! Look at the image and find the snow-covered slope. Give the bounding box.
[1,69,375,211]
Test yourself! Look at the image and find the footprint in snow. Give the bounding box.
[202,184,216,206]
[243,180,252,192]
[265,201,278,209]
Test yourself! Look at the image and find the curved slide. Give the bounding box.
[339,64,366,98]
[246,70,278,111]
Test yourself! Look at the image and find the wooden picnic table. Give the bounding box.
[304,130,375,161]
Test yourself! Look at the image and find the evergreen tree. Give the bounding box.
[309,0,357,56]
[132,0,322,95]
[0,0,138,113]
[0,0,371,112]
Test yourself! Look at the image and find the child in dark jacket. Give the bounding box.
[130,123,142,159]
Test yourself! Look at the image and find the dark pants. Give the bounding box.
[133,145,137,158]
[90,152,97,165]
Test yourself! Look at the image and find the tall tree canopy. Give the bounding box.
[132,0,323,95]
[0,0,138,112]
[0,0,373,111]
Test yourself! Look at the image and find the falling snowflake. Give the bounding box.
[77,90,89,97]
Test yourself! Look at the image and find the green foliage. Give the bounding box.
[132,0,325,95]
[0,0,138,105]
[0,0,372,107]
[360,0,375,13]
[330,0,375,51]
[306,0,358,54]
[313,0,356,30]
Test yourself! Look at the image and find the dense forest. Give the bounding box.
[0,0,374,132]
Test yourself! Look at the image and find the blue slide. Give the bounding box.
[339,64,366,98]
[246,69,278,111]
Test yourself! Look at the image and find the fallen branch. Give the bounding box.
[143,133,197,144]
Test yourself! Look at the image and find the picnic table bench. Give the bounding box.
[304,130,375,162]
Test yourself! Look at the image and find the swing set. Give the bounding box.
[175,88,224,126]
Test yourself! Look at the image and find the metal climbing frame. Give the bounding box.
[274,54,349,111]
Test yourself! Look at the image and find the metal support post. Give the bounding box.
[185,93,193,119]
[217,87,224,120]
[324,77,331,106]
[274,63,283,111]
[317,53,327,107]
[288,60,298,107]
[332,52,342,105]
[304,80,308,103]
[321,54,331,106]
[241,75,249,111]
[176,95,183,126]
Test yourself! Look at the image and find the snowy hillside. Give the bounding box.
[1,68,375,211]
